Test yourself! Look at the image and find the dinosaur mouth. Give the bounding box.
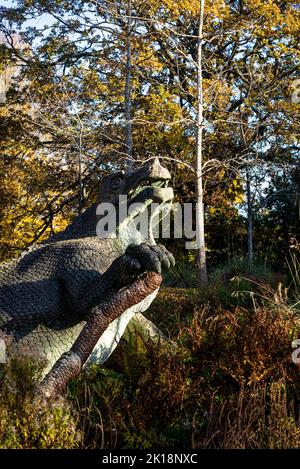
[147,179,170,189]
[128,178,173,203]
[129,177,170,192]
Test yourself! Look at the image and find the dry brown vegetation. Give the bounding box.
[1,269,300,449]
[69,277,300,449]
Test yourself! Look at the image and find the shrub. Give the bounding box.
[2,261,300,449]
[0,355,80,449]
[70,285,300,449]
[194,380,300,449]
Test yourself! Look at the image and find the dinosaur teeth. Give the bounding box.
[128,178,170,199]
[151,179,170,188]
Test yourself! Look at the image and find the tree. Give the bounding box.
[195,0,208,284]
[0,0,299,270]
[125,0,133,169]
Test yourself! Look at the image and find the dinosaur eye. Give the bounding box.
[110,176,123,191]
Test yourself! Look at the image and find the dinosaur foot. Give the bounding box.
[110,243,175,288]
[125,243,175,275]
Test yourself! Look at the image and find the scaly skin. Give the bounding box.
[39,271,163,397]
[0,159,175,377]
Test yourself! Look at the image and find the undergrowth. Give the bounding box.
[1,258,300,449]
[0,355,80,448]
[69,267,300,448]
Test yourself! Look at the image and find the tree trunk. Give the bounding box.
[125,0,133,170]
[246,167,253,265]
[195,0,208,285]
[78,123,84,215]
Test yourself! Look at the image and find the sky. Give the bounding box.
[1,0,52,29]
[1,0,15,7]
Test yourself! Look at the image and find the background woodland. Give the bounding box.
[0,0,300,449]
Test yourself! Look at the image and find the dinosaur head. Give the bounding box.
[98,158,173,205]
[97,158,174,245]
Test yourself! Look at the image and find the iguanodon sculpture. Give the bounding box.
[0,159,175,395]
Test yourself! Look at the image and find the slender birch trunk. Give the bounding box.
[246,167,253,265]
[195,0,208,285]
[125,0,133,170]
[77,116,84,215]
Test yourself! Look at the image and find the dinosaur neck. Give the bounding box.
[54,205,98,241]
[55,200,156,249]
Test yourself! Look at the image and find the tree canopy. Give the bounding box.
[0,0,299,266]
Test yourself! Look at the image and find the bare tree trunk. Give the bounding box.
[125,0,133,170]
[246,167,253,265]
[78,122,84,215]
[195,0,208,285]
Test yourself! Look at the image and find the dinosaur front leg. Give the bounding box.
[80,243,175,306]
[38,272,162,398]
[38,244,174,397]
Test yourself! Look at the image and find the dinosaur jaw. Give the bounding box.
[152,186,174,204]
[126,157,173,204]
[117,184,174,247]
[128,184,174,205]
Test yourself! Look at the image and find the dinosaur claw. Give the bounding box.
[125,243,174,276]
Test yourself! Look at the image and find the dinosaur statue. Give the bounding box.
[0,159,175,394]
